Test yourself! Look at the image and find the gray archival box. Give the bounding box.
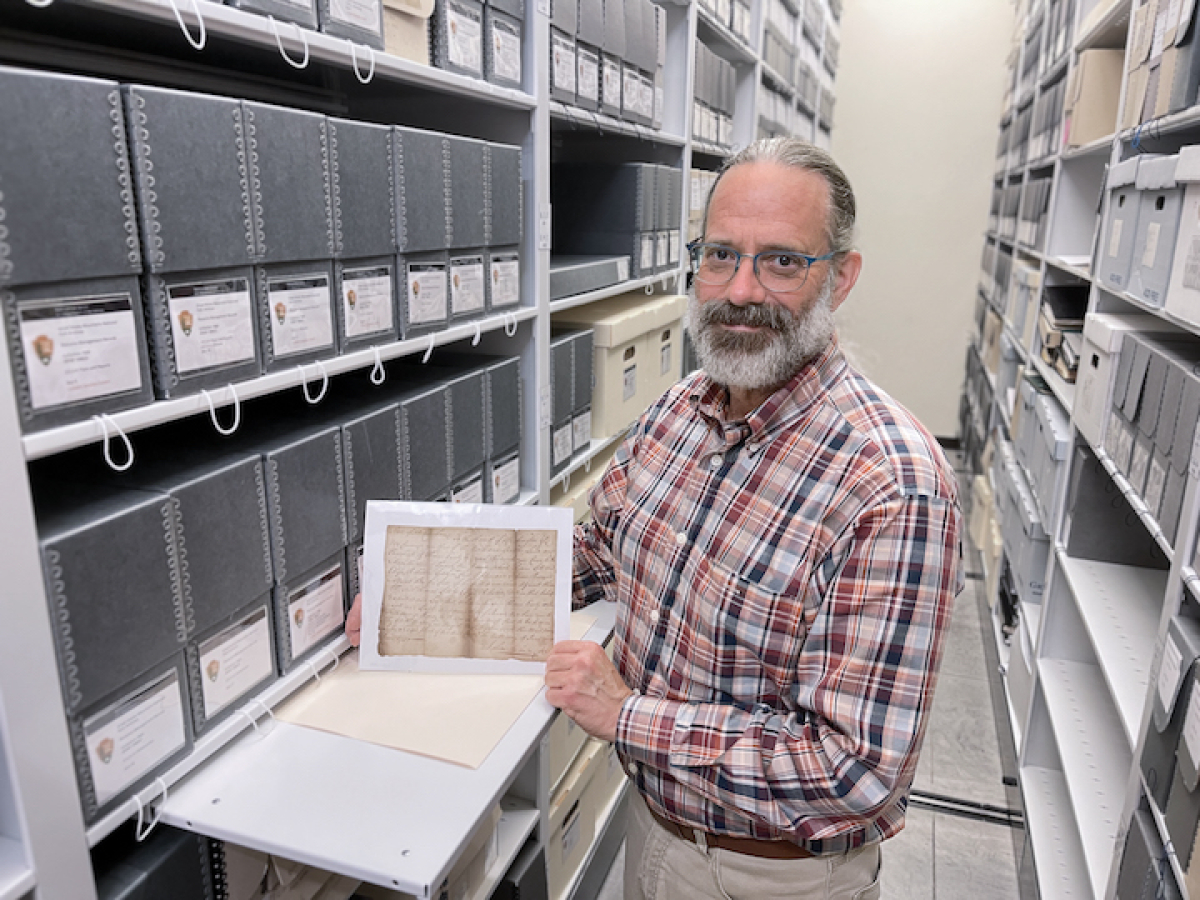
[395,126,452,254]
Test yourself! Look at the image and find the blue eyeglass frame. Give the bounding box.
[686,240,837,292]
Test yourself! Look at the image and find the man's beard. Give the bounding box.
[685,272,836,392]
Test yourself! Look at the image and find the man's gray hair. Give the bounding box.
[701,137,857,257]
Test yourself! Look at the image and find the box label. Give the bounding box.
[639,74,654,119]
[448,5,482,74]
[492,18,522,83]
[287,563,345,660]
[669,230,681,265]
[451,257,486,316]
[1160,634,1185,711]
[1184,234,1200,291]
[578,50,599,103]
[1108,218,1123,259]
[623,363,637,402]
[199,606,274,718]
[331,0,383,32]
[656,232,669,268]
[490,256,520,308]
[660,339,672,376]
[452,478,485,503]
[1184,683,1200,768]
[84,669,187,807]
[552,34,577,93]
[268,274,334,359]
[1143,221,1162,269]
[167,278,256,375]
[553,423,573,466]
[640,235,655,272]
[602,58,621,107]
[1145,455,1167,515]
[492,454,520,504]
[1130,439,1151,488]
[408,263,448,325]
[342,266,394,340]
[623,68,640,114]
[573,409,591,451]
[616,258,630,282]
[20,293,143,410]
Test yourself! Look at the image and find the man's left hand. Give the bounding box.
[544,641,634,743]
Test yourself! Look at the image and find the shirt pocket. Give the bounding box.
[680,553,806,707]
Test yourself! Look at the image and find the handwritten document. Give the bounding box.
[378,526,557,661]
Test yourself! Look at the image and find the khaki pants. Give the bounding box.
[624,792,881,900]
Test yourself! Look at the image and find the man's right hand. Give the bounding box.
[346,594,362,646]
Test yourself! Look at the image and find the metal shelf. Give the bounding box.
[555,775,629,900]
[465,804,541,900]
[549,434,624,492]
[549,270,687,315]
[1092,447,1174,560]
[22,307,538,461]
[1020,765,1092,900]
[1056,550,1167,747]
[1044,255,1093,281]
[550,103,687,147]
[1030,353,1076,416]
[1074,0,1131,53]
[696,6,757,65]
[86,635,350,847]
[0,838,34,900]
[35,0,536,110]
[1038,657,1130,896]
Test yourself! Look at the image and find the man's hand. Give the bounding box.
[544,641,634,743]
[346,594,362,647]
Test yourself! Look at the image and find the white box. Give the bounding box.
[1130,153,1183,307]
[1097,156,1145,293]
[555,292,687,439]
[1166,145,1200,327]
[547,738,606,900]
[1075,312,1179,452]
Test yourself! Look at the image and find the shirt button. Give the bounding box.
[649,609,660,623]
[626,762,639,777]
[675,531,687,544]
[709,454,723,469]
[747,442,759,454]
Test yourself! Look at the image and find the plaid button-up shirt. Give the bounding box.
[573,340,963,854]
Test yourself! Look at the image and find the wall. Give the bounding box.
[831,0,1014,438]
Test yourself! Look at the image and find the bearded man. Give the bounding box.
[544,137,963,900]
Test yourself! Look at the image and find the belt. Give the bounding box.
[648,806,814,860]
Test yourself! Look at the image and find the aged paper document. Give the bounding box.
[360,502,572,674]
[378,526,557,662]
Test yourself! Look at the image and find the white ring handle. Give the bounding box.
[202,385,241,436]
[504,313,518,337]
[300,361,329,404]
[269,16,310,69]
[370,346,386,385]
[25,0,54,8]
[96,415,134,472]
[322,645,341,673]
[422,334,436,364]
[645,282,654,295]
[166,0,207,49]
[306,659,323,681]
[350,41,376,83]
[472,321,482,346]
[133,777,169,841]
[236,706,263,734]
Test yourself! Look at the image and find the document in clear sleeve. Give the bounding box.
[359,501,572,673]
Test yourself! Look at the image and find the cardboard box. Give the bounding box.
[1130,153,1184,308]
[185,598,277,736]
[448,135,489,250]
[486,248,522,311]
[432,0,485,78]
[545,710,591,794]
[383,0,434,64]
[256,261,338,373]
[394,126,452,254]
[336,257,399,352]
[547,739,606,900]
[555,292,686,438]
[484,7,524,88]
[95,826,215,900]
[341,401,403,543]
[272,554,346,675]
[1097,156,1145,294]
[487,142,524,248]
[1165,146,1200,327]
[1062,48,1123,149]
[318,0,385,48]
[450,252,488,322]
[402,252,450,337]
[399,379,452,501]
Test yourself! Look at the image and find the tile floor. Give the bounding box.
[594,461,1036,899]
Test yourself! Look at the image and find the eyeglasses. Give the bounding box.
[687,241,836,293]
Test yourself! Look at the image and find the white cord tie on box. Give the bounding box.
[321,645,340,673]
[96,414,134,472]
[349,41,376,84]
[422,333,436,364]
[472,321,482,346]
[562,471,571,493]
[202,385,241,436]
[300,360,328,404]
[166,0,207,50]
[370,346,386,385]
[503,313,517,337]
[133,777,169,841]
[269,16,310,69]
[644,282,654,296]
[25,0,54,8]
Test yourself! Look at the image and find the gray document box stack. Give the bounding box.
[95,826,217,900]
[244,101,338,373]
[329,117,399,352]
[0,66,155,432]
[317,0,385,48]
[125,84,263,399]
[341,402,405,544]
[487,142,523,313]
[396,126,452,337]
[399,379,453,501]
[33,478,194,824]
